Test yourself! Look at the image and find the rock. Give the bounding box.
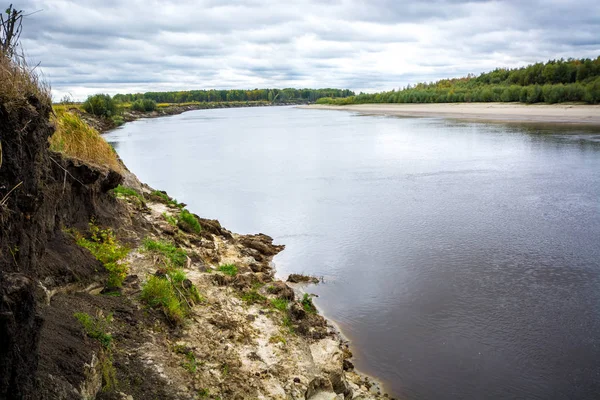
[267,281,295,301]
[287,274,320,284]
[294,377,301,383]
[305,377,335,400]
[290,303,307,321]
[342,359,354,371]
[329,371,353,399]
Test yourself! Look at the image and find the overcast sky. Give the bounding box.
[16,0,600,100]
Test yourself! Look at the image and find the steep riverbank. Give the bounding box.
[2,89,388,397]
[301,103,600,126]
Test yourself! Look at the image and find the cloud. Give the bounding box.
[15,0,600,100]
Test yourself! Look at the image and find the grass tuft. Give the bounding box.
[270,298,289,311]
[141,269,202,325]
[150,190,183,208]
[49,110,123,173]
[162,212,178,227]
[74,311,113,348]
[241,289,266,305]
[178,209,202,234]
[143,238,187,268]
[0,52,50,112]
[217,264,238,276]
[301,293,317,314]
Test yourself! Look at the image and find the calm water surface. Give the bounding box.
[105,107,600,399]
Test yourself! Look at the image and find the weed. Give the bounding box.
[75,221,129,287]
[241,289,266,305]
[141,269,201,325]
[162,212,178,227]
[178,209,202,234]
[182,352,198,373]
[74,311,113,349]
[270,298,289,312]
[301,293,317,314]
[269,335,287,345]
[142,238,187,268]
[217,264,238,276]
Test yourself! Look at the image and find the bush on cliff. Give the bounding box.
[82,93,117,117]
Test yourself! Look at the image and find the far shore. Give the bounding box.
[300,103,600,126]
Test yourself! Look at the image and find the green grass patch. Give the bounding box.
[74,311,113,348]
[178,209,202,234]
[301,293,317,314]
[150,190,183,208]
[282,315,295,334]
[217,264,238,276]
[241,289,266,305]
[269,335,286,345]
[162,212,178,227]
[141,269,202,325]
[270,298,289,311]
[75,221,129,287]
[112,184,142,200]
[143,238,187,268]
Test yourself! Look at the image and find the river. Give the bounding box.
[105,106,600,399]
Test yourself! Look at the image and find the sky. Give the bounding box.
[15,0,600,100]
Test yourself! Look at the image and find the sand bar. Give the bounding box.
[301,103,600,126]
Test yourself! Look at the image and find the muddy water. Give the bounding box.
[105,107,600,399]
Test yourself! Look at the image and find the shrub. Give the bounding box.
[178,209,202,234]
[49,111,123,173]
[143,238,187,268]
[82,94,117,117]
[217,264,238,276]
[301,293,317,314]
[75,221,129,287]
[131,98,157,112]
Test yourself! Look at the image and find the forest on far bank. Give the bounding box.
[318,57,600,105]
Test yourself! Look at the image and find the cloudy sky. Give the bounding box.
[16,0,600,100]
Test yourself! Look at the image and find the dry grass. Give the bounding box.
[49,110,123,173]
[0,52,50,111]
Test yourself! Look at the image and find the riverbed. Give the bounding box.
[105,106,600,399]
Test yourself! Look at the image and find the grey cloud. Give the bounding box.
[13,0,600,100]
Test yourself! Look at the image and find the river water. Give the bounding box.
[105,106,600,399]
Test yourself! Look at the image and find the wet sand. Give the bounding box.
[301,103,600,126]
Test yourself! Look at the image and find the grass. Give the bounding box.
[173,345,201,373]
[74,311,113,348]
[143,238,187,268]
[112,185,143,200]
[178,209,202,234]
[49,110,123,173]
[140,269,202,325]
[270,298,289,311]
[150,190,183,208]
[301,293,317,314]
[282,315,295,334]
[217,264,238,276]
[241,289,266,305]
[75,221,129,287]
[0,52,50,112]
[162,212,178,227]
[269,335,287,345]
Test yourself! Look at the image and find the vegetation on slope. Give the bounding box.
[317,57,600,105]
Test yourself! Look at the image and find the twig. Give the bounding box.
[0,181,22,206]
[49,156,86,187]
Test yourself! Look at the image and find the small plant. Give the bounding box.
[112,185,145,206]
[217,264,238,276]
[178,209,202,234]
[141,269,201,325]
[150,190,183,208]
[282,315,295,334]
[143,238,187,268]
[241,289,266,305]
[173,345,200,373]
[75,221,129,287]
[270,298,288,312]
[301,293,317,314]
[221,363,229,376]
[162,212,178,227]
[74,311,113,348]
[197,388,210,398]
[269,335,287,345]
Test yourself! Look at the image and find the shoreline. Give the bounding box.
[300,102,600,126]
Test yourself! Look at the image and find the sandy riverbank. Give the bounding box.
[301,103,600,126]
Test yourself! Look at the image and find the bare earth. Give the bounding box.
[301,103,600,126]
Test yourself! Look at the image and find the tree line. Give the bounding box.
[317,57,600,105]
[113,88,355,104]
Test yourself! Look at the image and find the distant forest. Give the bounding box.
[318,57,600,105]
[113,88,355,104]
